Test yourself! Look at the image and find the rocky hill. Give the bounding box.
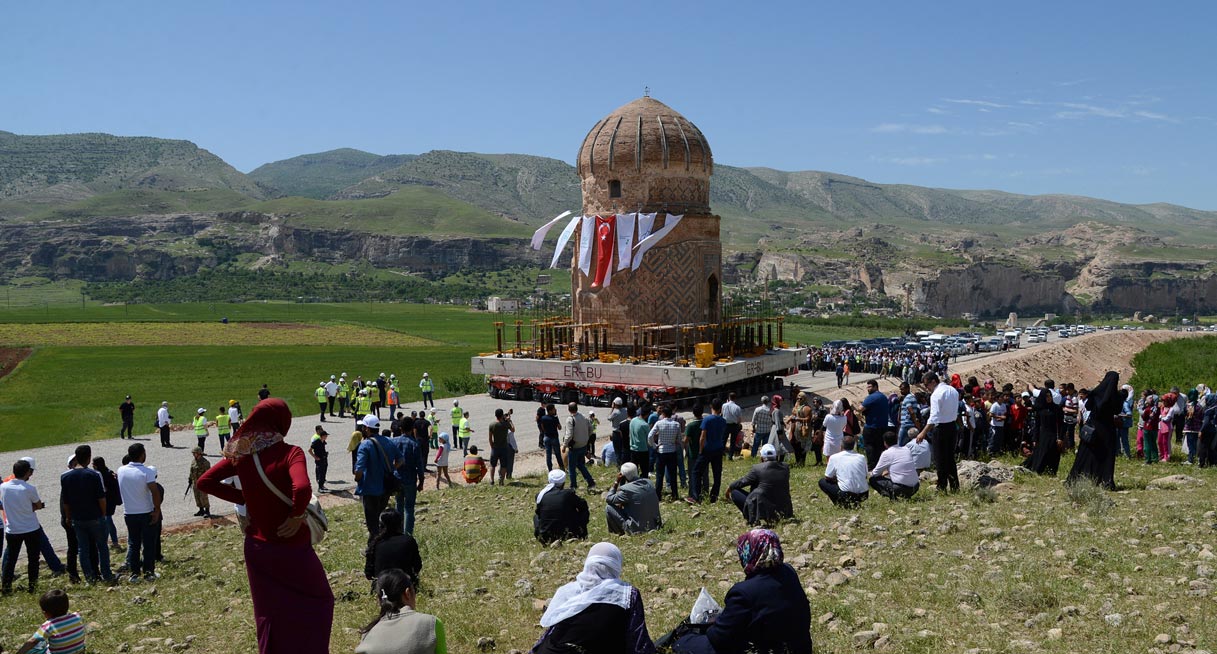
[0,131,264,209]
[3,130,1216,318]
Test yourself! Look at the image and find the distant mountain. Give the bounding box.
[0,131,264,205]
[248,148,417,199]
[334,150,583,224]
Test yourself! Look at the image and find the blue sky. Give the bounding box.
[2,1,1214,208]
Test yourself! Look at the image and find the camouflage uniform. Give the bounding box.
[189,456,211,512]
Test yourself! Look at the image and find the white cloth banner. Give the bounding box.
[631,214,683,271]
[549,214,583,269]
[637,212,657,242]
[577,215,595,277]
[530,210,572,250]
[615,213,636,271]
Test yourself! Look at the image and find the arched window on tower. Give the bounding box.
[608,180,622,198]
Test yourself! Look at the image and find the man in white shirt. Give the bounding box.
[117,443,163,582]
[870,431,920,500]
[228,401,243,434]
[1,458,47,592]
[722,392,743,460]
[818,435,869,507]
[325,376,339,417]
[156,401,172,447]
[988,393,1008,455]
[915,372,961,492]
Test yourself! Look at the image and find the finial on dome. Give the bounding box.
[643,86,650,98]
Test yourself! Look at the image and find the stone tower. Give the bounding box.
[572,96,722,345]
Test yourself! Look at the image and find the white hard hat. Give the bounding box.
[198,408,206,414]
[453,399,460,406]
[423,372,429,377]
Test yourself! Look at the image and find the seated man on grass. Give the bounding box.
[605,463,661,535]
[818,434,869,507]
[869,430,920,500]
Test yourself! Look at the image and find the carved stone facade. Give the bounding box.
[572,97,723,345]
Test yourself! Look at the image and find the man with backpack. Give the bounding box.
[353,416,400,539]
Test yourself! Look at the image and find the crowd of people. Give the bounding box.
[803,344,953,389]
[5,359,1217,653]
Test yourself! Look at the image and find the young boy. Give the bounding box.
[310,427,329,493]
[16,589,85,654]
[462,445,488,485]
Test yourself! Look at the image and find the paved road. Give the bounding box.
[7,327,1113,552]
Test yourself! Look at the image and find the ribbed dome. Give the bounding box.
[577,97,713,180]
[576,97,713,215]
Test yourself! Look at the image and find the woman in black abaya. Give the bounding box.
[1067,371,1121,489]
[1023,381,1063,475]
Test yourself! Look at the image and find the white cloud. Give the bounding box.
[870,123,948,134]
[872,155,946,166]
[926,107,948,115]
[1055,102,1126,119]
[944,98,1010,109]
[1132,110,1178,122]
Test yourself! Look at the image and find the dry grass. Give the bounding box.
[1,454,1214,653]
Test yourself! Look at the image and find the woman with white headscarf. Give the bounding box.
[533,470,589,544]
[532,542,655,654]
[821,400,848,459]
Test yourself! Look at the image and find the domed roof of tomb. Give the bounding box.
[577,96,713,181]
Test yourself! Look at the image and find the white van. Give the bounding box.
[1003,331,1021,348]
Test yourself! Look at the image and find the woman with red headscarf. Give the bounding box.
[196,399,334,654]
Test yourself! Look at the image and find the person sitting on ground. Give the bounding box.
[671,529,812,654]
[356,569,446,654]
[534,470,589,544]
[365,509,422,583]
[605,463,661,535]
[461,446,488,485]
[868,431,920,500]
[532,542,655,654]
[818,434,869,507]
[726,444,793,525]
[14,589,86,654]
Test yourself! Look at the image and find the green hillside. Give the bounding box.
[0,131,264,203]
[247,186,532,237]
[336,150,583,224]
[247,148,417,199]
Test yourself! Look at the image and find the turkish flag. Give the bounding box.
[591,215,616,289]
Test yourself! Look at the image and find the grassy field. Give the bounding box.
[1129,335,1217,391]
[0,455,1212,653]
[0,322,439,347]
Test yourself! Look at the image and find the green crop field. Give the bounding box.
[1129,335,1217,391]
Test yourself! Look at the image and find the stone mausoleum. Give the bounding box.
[572,96,723,345]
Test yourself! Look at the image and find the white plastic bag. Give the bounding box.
[690,587,722,624]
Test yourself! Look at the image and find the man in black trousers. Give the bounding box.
[915,372,960,492]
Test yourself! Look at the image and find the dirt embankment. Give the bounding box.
[0,347,32,381]
[813,330,1198,406]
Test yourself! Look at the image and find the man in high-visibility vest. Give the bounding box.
[315,382,328,423]
[355,389,372,423]
[215,405,232,449]
[458,410,473,456]
[450,400,463,446]
[419,373,435,409]
[337,375,351,418]
[193,408,209,452]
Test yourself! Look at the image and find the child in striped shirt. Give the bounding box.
[16,589,85,653]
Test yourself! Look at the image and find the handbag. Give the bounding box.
[252,451,328,545]
[370,437,401,494]
[1079,416,1096,445]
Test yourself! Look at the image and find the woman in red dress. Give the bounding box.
[197,399,334,654]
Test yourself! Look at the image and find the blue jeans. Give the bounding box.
[73,519,112,581]
[544,436,562,471]
[38,531,64,573]
[1186,432,1200,463]
[394,483,418,535]
[124,513,158,575]
[566,446,595,488]
[691,451,724,503]
[1117,426,1132,457]
[102,515,119,545]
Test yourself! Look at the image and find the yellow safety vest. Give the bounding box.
[420,378,434,392]
[458,417,472,436]
[451,406,463,423]
[216,413,231,435]
[315,387,328,403]
[193,415,208,436]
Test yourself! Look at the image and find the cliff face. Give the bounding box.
[903,263,1077,316]
[0,212,543,282]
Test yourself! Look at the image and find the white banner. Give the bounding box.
[530,210,572,250]
[615,213,636,271]
[637,212,657,242]
[548,214,583,269]
[577,215,595,277]
[631,214,683,271]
